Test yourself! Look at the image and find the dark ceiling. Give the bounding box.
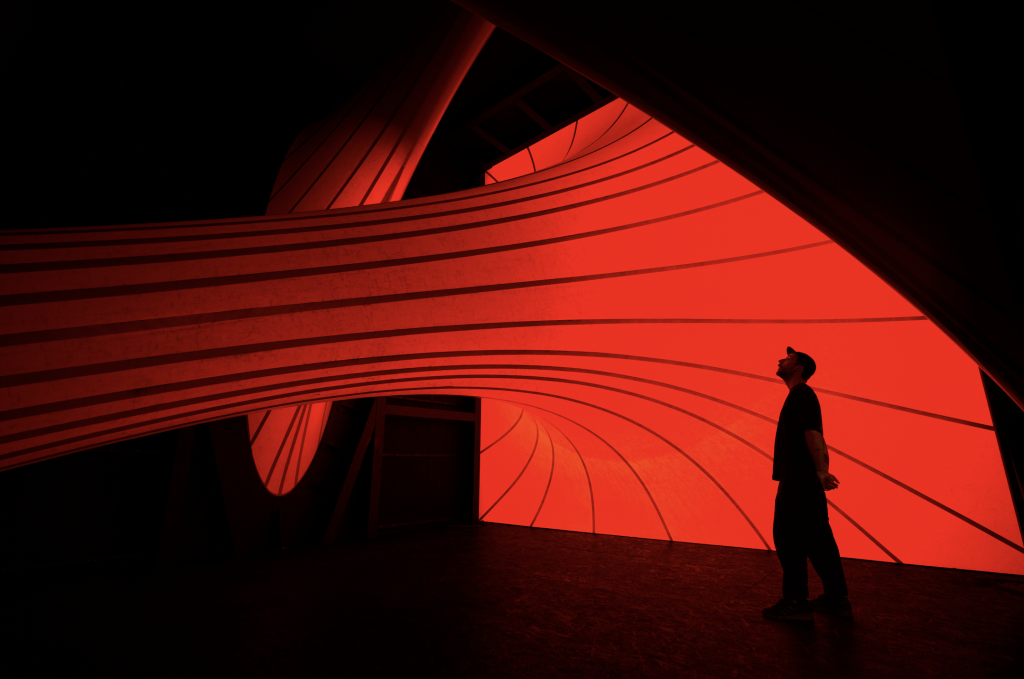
[4,2,609,229]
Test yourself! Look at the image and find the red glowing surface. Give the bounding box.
[1,95,1019,573]
[473,101,1020,574]
[247,401,332,495]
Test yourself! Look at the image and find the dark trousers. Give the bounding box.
[773,480,848,601]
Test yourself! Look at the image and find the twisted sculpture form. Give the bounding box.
[1,8,1021,574]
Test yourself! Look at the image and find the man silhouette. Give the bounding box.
[762,347,851,622]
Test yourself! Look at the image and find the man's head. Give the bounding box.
[776,346,816,382]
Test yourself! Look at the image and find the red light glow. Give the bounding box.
[1,99,1019,574]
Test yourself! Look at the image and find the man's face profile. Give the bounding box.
[776,352,803,381]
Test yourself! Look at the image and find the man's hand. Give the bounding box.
[817,470,840,491]
[805,430,840,491]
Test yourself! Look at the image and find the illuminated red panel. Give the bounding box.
[1,98,1020,575]
[246,401,332,495]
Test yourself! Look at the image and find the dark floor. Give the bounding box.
[5,524,1024,678]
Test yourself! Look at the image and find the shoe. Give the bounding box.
[810,594,853,618]
[762,598,813,622]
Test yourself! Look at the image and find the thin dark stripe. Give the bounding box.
[249,410,272,446]
[264,405,303,486]
[0,187,760,307]
[481,408,524,453]
[2,132,687,255]
[279,404,309,493]
[503,398,673,542]
[5,347,977,434]
[1,314,924,357]
[526,146,537,173]
[541,415,595,533]
[827,444,1024,555]
[3,237,821,355]
[0,362,780,445]
[2,235,829,349]
[814,388,993,428]
[5,116,661,239]
[530,423,555,527]
[380,163,405,203]
[576,100,629,157]
[825,499,901,563]
[0,313,927,389]
[480,417,538,520]
[561,120,579,162]
[484,171,497,183]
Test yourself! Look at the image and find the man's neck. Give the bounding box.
[784,376,807,391]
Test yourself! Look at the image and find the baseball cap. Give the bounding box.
[786,346,817,380]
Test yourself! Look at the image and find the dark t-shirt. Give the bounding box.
[772,383,823,485]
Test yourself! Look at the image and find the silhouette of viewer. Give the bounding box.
[762,347,852,622]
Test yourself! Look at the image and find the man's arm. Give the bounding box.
[805,429,839,490]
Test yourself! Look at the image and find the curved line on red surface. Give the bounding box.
[0,188,763,307]
[529,421,556,527]
[489,389,749,546]
[7,341,978,441]
[0,315,926,393]
[0,317,933,403]
[826,444,1023,555]
[264,404,304,486]
[574,100,629,158]
[480,417,540,520]
[1,240,829,354]
[825,498,901,563]
[488,395,672,541]
[481,408,524,453]
[561,120,579,162]
[564,115,654,166]
[531,412,595,533]
[249,410,272,446]
[277,404,307,494]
